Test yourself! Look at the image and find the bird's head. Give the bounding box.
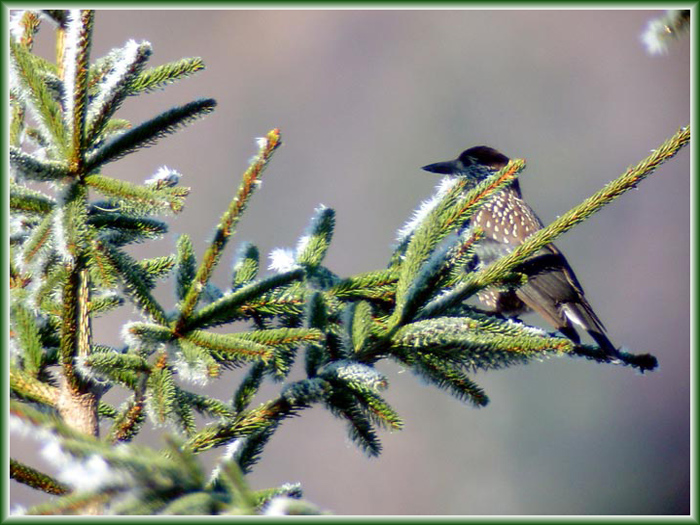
[422,146,510,183]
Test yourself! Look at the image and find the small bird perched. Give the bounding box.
[422,145,621,360]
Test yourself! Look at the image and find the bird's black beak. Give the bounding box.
[421,160,457,175]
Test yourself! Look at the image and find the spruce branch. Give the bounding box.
[84,173,189,214]
[392,316,572,366]
[128,56,205,94]
[27,492,116,516]
[86,293,124,316]
[296,205,335,268]
[10,94,26,147]
[62,9,94,169]
[178,389,237,419]
[102,247,169,325]
[10,147,69,181]
[11,10,42,50]
[175,234,196,302]
[57,262,90,392]
[84,239,120,288]
[10,368,59,408]
[185,396,306,453]
[146,352,179,427]
[401,351,490,407]
[10,181,56,214]
[86,40,152,146]
[87,215,169,247]
[180,268,304,332]
[175,128,282,328]
[321,362,401,432]
[10,459,70,496]
[231,242,260,288]
[324,390,382,456]
[11,302,44,376]
[84,98,217,171]
[80,350,150,387]
[233,362,266,413]
[181,331,271,367]
[108,392,147,444]
[328,269,398,303]
[10,41,69,154]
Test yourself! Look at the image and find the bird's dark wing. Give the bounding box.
[514,244,617,354]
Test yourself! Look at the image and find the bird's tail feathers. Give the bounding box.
[561,302,621,360]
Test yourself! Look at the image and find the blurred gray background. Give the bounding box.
[11,9,690,515]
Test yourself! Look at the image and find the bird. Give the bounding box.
[421,145,621,360]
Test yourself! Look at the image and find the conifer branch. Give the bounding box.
[62,10,93,169]
[185,396,304,453]
[128,57,205,94]
[87,294,124,316]
[28,491,116,516]
[85,173,189,214]
[180,268,304,331]
[175,234,196,302]
[10,368,59,407]
[12,10,42,50]
[328,269,398,303]
[10,181,56,214]
[87,215,169,247]
[175,128,282,328]
[108,392,147,444]
[81,351,150,385]
[102,247,169,325]
[10,95,26,147]
[178,389,237,419]
[18,211,57,267]
[183,330,273,365]
[11,303,44,375]
[231,243,260,288]
[58,263,86,391]
[10,41,69,154]
[86,40,152,146]
[10,147,69,181]
[84,98,217,171]
[233,362,266,413]
[10,459,70,496]
[401,352,490,407]
[392,316,572,363]
[296,206,335,268]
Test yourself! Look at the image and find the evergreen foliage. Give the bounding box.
[8,9,689,515]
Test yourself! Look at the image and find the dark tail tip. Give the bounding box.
[573,345,658,373]
[617,350,659,373]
